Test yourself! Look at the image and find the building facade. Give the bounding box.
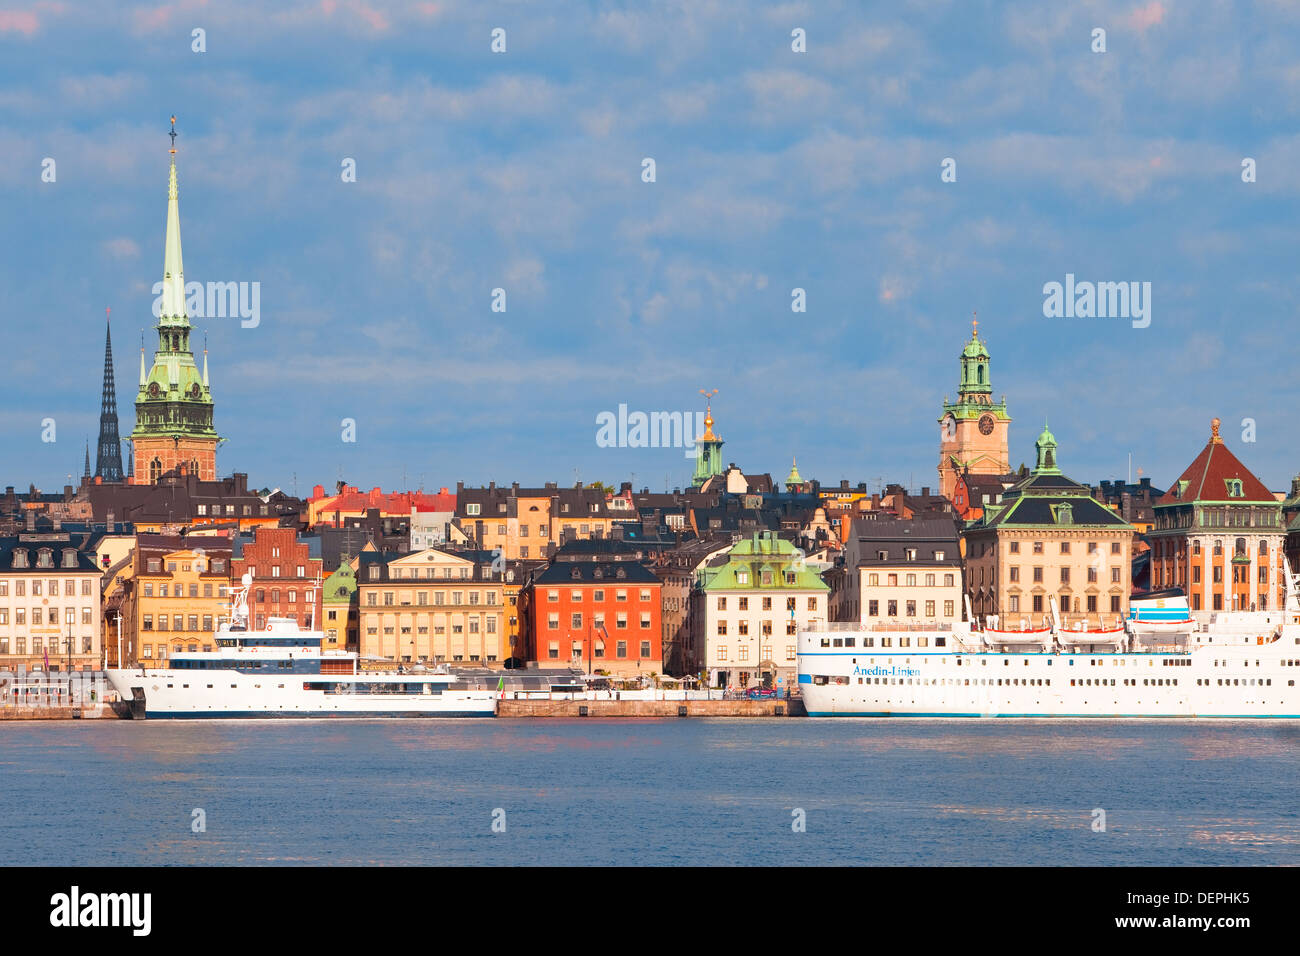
[700,531,830,690]
[0,526,104,672]
[356,549,509,667]
[130,535,232,664]
[321,560,359,652]
[831,517,964,626]
[938,320,1011,500]
[231,526,323,630]
[529,561,663,676]
[1147,418,1286,619]
[962,426,1136,629]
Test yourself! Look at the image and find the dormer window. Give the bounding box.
[934,550,945,561]
[736,571,749,585]
[37,549,53,568]
[61,549,77,568]
[906,548,918,561]
[12,548,28,569]
[877,550,887,561]
[616,567,626,579]
[571,567,581,580]
[593,568,603,579]
[467,504,480,516]
[369,566,380,580]
[1225,479,1244,498]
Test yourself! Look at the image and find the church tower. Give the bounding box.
[94,310,125,482]
[691,391,724,489]
[130,117,220,485]
[937,318,1011,500]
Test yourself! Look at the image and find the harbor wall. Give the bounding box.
[498,698,806,718]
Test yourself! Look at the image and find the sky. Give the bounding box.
[2,0,1298,498]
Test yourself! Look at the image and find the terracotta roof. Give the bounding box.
[1158,432,1273,505]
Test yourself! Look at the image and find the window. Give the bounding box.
[467,504,480,516]
[641,641,651,657]
[547,613,559,630]
[571,613,583,629]
[640,612,651,628]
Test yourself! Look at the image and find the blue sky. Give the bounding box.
[2,0,1298,497]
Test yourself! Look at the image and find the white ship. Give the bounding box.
[105,574,498,718]
[797,569,1300,718]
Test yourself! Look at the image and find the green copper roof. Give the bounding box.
[323,562,357,602]
[1032,421,1061,476]
[702,533,829,592]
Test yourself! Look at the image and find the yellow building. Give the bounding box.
[130,535,232,664]
[356,549,509,667]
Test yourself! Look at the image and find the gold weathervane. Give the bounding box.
[169,115,177,154]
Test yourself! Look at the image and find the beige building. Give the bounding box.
[0,524,104,672]
[356,549,508,666]
[832,517,964,626]
[962,427,1136,629]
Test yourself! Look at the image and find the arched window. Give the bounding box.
[1235,537,1246,556]
[150,457,162,482]
[977,364,985,384]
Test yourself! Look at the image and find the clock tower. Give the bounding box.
[937,318,1010,500]
[130,118,220,484]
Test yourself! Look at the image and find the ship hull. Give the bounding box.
[106,668,498,719]
[798,639,1300,718]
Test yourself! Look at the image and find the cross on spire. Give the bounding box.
[169,115,177,153]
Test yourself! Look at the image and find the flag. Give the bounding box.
[497,675,505,700]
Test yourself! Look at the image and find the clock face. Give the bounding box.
[147,382,160,398]
[190,382,201,398]
[979,414,995,436]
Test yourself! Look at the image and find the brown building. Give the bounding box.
[231,527,324,629]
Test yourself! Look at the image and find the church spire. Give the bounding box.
[94,307,125,482]
[161,115,187,323]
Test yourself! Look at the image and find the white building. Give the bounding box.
[698,531,830,690]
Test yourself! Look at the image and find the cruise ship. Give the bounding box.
[797,569,1300,718]
[105,574,498,718]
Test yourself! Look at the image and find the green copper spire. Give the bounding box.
[786,457,802,485]
[130,117,219,454]
[1033,420,1061,475]
[161,116,186,324]
[691,389,724,488]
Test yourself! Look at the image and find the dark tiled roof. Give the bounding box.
[534,561,661,586]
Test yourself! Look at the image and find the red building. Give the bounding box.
[231,526,323,629]
[528,561,663,676]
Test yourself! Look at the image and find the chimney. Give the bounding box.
[25,510,36,531]
[921,486,930,497]
[512,482,519,494]
[52,515,62,531]
[488,481,495,491]
[456,481,464,494]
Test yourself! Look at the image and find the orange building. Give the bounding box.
[1148,418,1286,618]
[528,561,663,676]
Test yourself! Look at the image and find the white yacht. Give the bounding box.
[797,570,1300,718]
[105,574,498,718]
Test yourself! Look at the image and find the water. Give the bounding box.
[3,718,1298,866]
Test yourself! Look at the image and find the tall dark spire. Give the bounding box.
[95,308,125,482]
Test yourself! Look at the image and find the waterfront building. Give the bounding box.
[1147,418,1286,619]
[356,548,509,666]
[128,534,231,664]
[231,526,323,630]
[1090,476,1164,535]
[130,129,220,484]
[528,561,663,676]
[699,531,829,690]
[830,517,964,626]
[321,559,359,652]
[937,319,1011,500]
[962,425,1136,628]
[0,518,104,672]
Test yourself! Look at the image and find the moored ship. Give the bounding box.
[797,570,1300,718]
[105,574,498,718]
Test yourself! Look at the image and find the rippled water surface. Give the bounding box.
[2,718,1298,865]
